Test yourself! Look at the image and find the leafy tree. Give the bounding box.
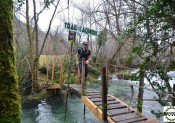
[128,0,175,115]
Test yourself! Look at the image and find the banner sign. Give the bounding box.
[64,22,98,36]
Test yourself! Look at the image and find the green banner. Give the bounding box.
[64,22,98,36]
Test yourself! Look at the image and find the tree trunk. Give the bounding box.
[31,0,40,92]
[0,0,21,121]
[33,59,39,91]
[26,0,40,93]
[26,0,35,93]
[67,41,74,87]
[137,67,145,113]
[33,0,39,56]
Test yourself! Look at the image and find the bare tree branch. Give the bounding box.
[38,0,60,58]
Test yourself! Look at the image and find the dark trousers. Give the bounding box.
[78,62,88,78]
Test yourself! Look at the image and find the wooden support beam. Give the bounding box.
[102,67,107,122]
[46,65,49,84]
[67,41,74,88]
[59,59,64,85]
[106,63,108,94]
[81,58,85,92]
[77,66,81,84]
[172,84,175,106]
[51,64,55,82]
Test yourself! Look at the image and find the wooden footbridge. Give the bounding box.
[45,59,159,123]
[47,83,158,123]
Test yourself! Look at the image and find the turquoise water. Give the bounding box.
[22,94,99,123]
[22,80,163,123]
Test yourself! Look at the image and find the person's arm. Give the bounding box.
[76,53,79,65]
[85,50,91,64]
[85,55,91,64]
[76,49,81,65]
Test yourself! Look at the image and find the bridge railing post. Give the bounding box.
[106,62,108,95]
[46,64,49,85]
[51,63,55,83]
[102,66,107,122]
[81,58,85,94]
[172,84,175,106]
[59,59,64,85]
[77,66,81,84]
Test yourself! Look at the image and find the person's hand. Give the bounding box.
[76,61,79,65]
[85,60,89,64]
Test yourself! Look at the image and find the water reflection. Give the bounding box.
[35,100,55,123]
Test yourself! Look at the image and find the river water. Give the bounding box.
[22,80,163,123]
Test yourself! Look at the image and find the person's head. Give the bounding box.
[82,42,88,49]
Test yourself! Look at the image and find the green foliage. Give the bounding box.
[54,68,60,82]
[15,0,25,11]
[126,1,175,119]
[69,74,76,84]
[117,73,130,80]
[39,65,47,75]
[45,66,60,82]
[132,47,143,57]
[63,55,71,69]
[15,48,32,94]
[97,30,107,47]
[64,75,77,84]
[129,73,139,81]
[169,61,175,70]
[126,55,134,64]
[44,0,54,8]
[89,67,100,79]
[137,97,143,112]
[62,54,78,84]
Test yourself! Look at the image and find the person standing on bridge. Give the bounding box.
[76,42,91,83]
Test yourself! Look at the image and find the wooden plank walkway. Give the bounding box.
[47,84,159,123]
